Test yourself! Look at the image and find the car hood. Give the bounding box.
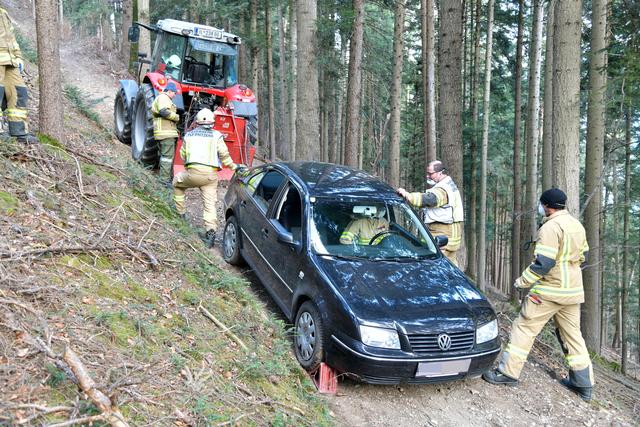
[315,255,488,333]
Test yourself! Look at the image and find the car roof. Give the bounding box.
[268,162,405,200]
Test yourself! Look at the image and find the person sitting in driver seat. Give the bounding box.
[340,206,389,246]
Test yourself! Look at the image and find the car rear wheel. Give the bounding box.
[294,301,325,372]
[222,215,244,266]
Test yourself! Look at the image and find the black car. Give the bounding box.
[222,162,500,384]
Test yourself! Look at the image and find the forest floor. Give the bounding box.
[3,0,640,425]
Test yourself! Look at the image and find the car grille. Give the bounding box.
[407,330,475,354]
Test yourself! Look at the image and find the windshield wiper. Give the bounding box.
[315,253,368,261]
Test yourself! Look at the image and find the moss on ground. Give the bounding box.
[0,190,19,215]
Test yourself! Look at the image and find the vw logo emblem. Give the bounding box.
[437,333,452,351]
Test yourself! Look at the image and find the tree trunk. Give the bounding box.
[541,0,555,190]
[277,4,289,159]
[344,0,365,168]
[551,0,581,214]
[511,0,524,298]
[466,0,482,280]
[422,0,437,166]
[250,0,260,106]
[582,0,607,354]
[138,0,150,73]
[120,0,132,64]
[438,0,464,188]
[477,0,494,291]
[289,0,297,160]
[238,11,247,84]
[522,0,544,288]
[621,108,631,374]
[388,0,405,187]
[296,0,320,160]
[36,0,64,141]
[265,0,277,160]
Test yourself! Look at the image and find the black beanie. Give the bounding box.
[540,188,567,209]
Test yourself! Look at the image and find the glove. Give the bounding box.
[234,164,248,176]
[513,278,528,289]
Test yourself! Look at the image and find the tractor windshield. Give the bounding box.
[183,38,238,88]
[155,33,187,80]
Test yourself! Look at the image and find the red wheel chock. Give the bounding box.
[312,363,337,394]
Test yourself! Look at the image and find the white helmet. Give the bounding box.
[167,54,181,68]
[196,108,215,125]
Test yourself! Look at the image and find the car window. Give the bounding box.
[245,171,265,196]
[275,183,303,242]
[310,199,438,260]
[252,170,285,212]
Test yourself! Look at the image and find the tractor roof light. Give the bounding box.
[158,77,166,86]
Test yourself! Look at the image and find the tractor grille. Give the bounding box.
[408,330,475,354]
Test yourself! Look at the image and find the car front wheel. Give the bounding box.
[222,215,244,266]
[294,301,325,372]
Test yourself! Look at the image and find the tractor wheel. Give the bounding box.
[113,87,132,145]
[131,83,159,167]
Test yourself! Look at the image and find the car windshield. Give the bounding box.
[310,198,439,260]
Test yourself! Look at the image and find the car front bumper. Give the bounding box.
[327,334,501,385]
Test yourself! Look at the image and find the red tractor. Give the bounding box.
[114,19,257,179]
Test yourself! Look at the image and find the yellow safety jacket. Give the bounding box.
[340,218,388,245]
[151,92,179,139]
[0,8,21,67]
[180,126,236,170]
[520,210,589,304]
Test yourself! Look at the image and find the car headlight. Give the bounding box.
[359,325,401,350]
[476,319,498,344]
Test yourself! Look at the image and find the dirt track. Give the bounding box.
[11,1,639,424]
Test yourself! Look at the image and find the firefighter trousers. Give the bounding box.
[173,165,218,231]
[428,221,462,266]
[499,295,594,388]
[0,64,28,136]
[158,138,176,182]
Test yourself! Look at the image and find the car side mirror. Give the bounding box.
[271,219,302,252]
[128,25,140,43]
[434,235,448,248]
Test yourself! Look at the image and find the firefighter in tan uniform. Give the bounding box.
[151,82,179,184]
[0,7,35,143]
[340,206,389,245]
[173,108,245,248]
[483,188,594,402]
[397,160,463,265]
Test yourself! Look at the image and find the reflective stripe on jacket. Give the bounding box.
[180,126,236,170]
[339,218,388,245]
[0,8,21,66]
[521,210,589,304]
[151,92,179,139]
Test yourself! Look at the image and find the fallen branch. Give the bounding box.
[63,347,130,427]
[0,245,116,261]
[7,404,73,425]
[47,414,107,427]
[198,304,248,351]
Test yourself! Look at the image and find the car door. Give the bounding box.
[260,181,305,315]
[237,169,287,304]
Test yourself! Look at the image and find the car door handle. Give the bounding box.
[240,200,247,208]
[261,228,268,238]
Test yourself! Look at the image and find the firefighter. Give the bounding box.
[0,7,36,143]
[151,82,179,185]
[397,160,463,265]
[173,108,245,248]
[340,206,388,246]
[483,188,594,402]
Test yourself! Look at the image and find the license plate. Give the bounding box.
[416,359,471,377]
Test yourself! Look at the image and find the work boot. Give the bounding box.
[16,134,38,144]
[179,213,187,221]
[560,378,592,402]
[199,229,216,248]
[482,369,518,386]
